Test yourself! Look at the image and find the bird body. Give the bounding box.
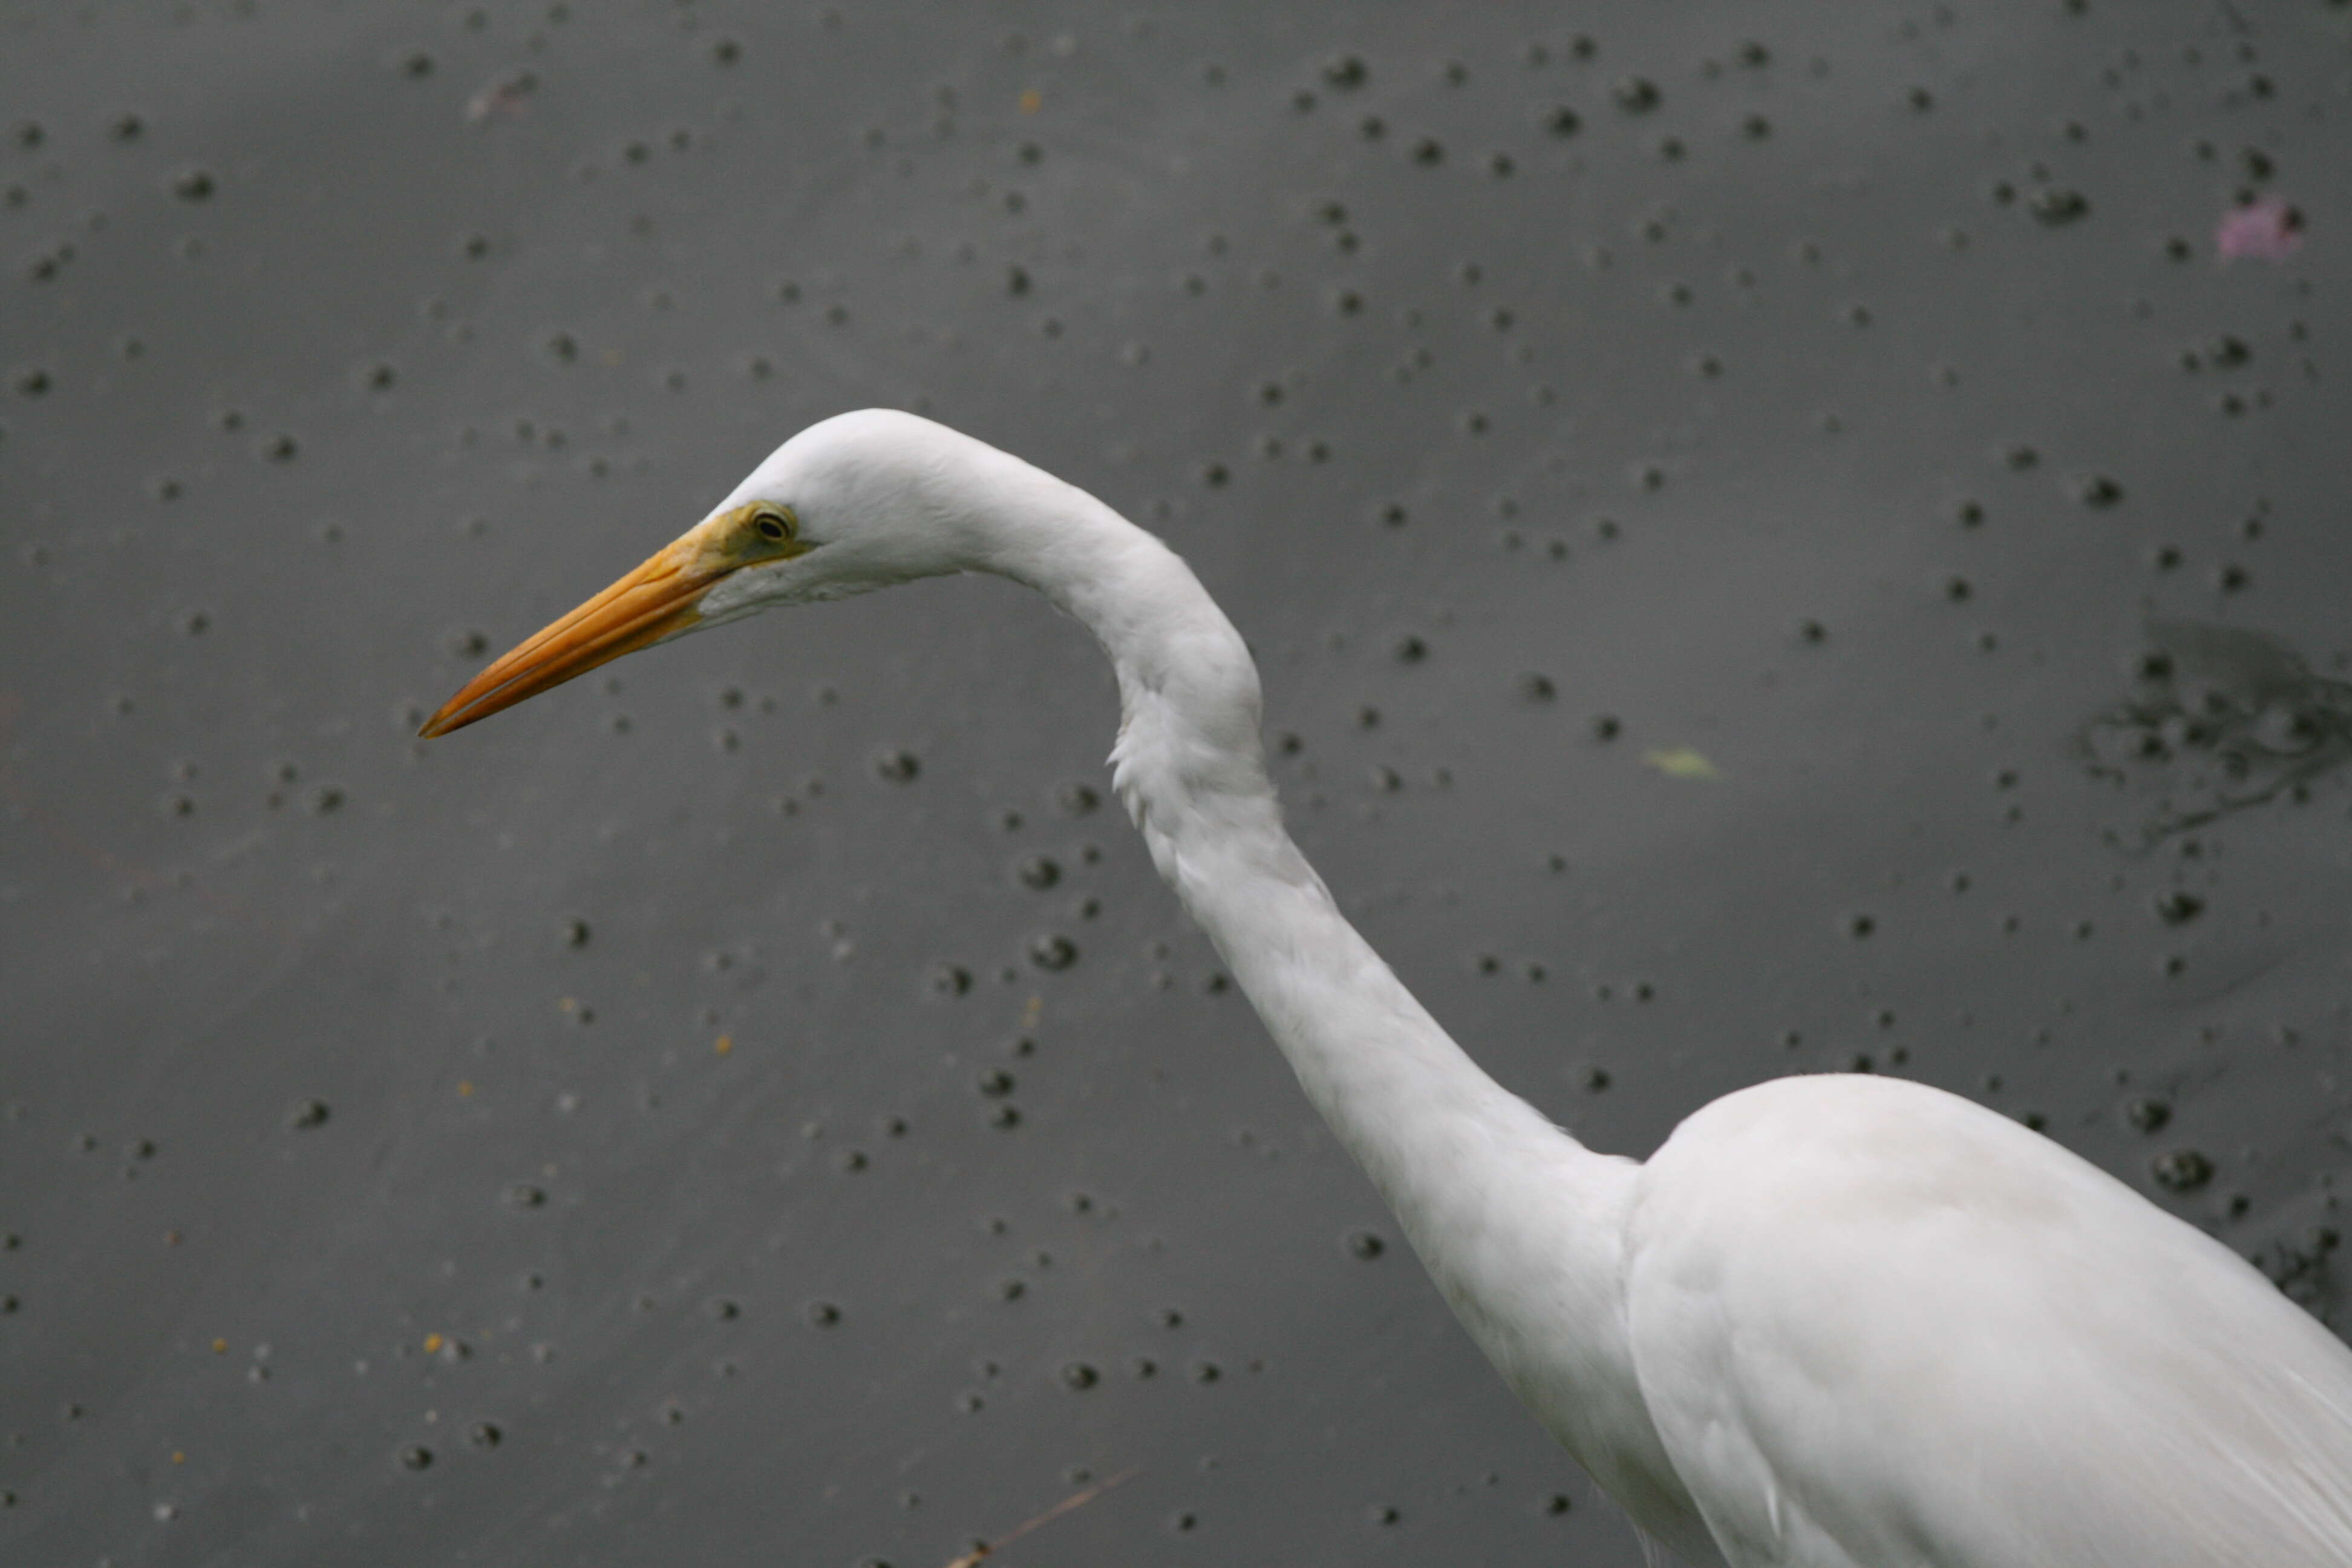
[1629,1074,2352,1565]
[426,410,2352,1566]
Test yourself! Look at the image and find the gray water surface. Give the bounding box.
[4,4,2347,1564]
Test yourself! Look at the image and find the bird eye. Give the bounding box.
[753,508,794,543]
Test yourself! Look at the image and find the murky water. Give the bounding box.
[2,4,2345,1564]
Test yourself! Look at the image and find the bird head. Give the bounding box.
[419,410,978,738]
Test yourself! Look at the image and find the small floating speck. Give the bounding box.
[1642,747,1720,780]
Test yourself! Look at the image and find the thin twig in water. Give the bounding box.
[939,1467,1140,1567]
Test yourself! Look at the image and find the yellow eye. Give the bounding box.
[753,507,795,544]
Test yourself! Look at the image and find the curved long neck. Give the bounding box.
[969,473,1642,1345]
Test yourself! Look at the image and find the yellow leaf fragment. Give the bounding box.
[1642,746,1721,780]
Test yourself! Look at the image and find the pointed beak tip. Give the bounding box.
[416,546,722,740]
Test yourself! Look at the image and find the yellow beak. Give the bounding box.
[419,540,729,739]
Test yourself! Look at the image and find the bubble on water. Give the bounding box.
[805,1300,841,1327]
[284,1099,330,1131]
[2024,186,2088,226]
[2152,1149,2213,1192]
[399,1445,433,1471]
[1059,1361,1099,1390]
[1344,1229,1385,1259]
[1030,934,1077,970]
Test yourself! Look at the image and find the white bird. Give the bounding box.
[425,410,2352,1566]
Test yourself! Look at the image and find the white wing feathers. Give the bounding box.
[1625,1076,2352,1567]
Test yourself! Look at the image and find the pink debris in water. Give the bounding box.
[2215,196,2304,262]
[466,71,538,125]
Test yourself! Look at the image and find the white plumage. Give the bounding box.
[426,410,2352,1566]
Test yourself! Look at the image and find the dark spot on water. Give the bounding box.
[2073,474,2123,508]
[2027,186,2088,224]
[1612,77,1659,112]
[2152,1149,2213,1192]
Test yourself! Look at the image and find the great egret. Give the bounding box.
[424,410,2352,1566]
